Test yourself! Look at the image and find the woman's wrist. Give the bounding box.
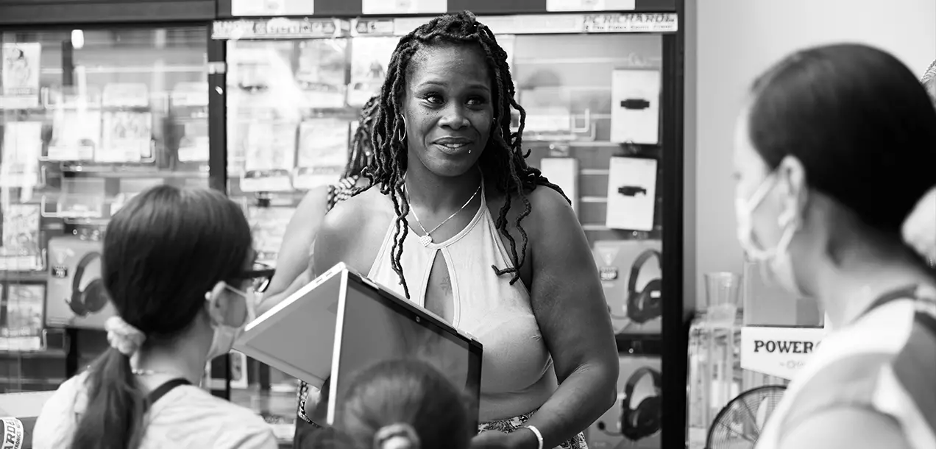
[508,426,543,449]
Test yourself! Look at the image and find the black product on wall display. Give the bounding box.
[627,249,662,324]
[621,366,662,442]
[67,252,108,317]
[46,237,118,330]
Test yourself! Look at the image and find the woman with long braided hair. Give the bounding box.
[314,11,617,449]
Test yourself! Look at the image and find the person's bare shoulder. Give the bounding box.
[314,187,394,275]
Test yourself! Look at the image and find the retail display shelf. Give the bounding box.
[0,349,66,359]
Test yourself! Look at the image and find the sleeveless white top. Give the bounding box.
[368,185,558,422]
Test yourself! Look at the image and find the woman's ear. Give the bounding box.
[204,281,228,325]
[778,155,809,226]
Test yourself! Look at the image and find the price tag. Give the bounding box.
[232,0,287,16]
[231,0,315,17]
[353,19,395,36]
[547,0,636,12]
[362,0,447,15]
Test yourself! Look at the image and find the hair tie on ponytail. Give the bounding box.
[374,423,421,449]
[105,316,146,356]
[902,185,936,266]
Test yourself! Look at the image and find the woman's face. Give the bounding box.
[401,43,494,178]
[733,109,788,256]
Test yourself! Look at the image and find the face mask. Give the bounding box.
[206,283,256,362]
[735,173,803,296]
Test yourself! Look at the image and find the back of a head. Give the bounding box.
[747,44,936,234]
[71,185,252,449]
[332,359,473,449]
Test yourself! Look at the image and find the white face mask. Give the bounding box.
[206,283,256,362]
[735,173,803,296]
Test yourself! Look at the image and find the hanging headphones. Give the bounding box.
[67,251,109,317]
[626,249,662,323]
[620,366,662,441]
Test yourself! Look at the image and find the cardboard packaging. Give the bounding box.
[45,237,116,330]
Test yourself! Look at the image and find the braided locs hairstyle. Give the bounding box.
[344,95,381,179]
[923,59,936,105]
[360,11,569,298]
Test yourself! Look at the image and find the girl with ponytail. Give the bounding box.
[33,186,277,449]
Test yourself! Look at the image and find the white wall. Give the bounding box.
[683,0,936,310]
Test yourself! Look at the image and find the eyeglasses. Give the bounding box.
[240,261,275,294]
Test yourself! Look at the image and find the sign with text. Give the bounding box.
[212,18,343,40]
[740,326,826,380]
[582,13,677,33]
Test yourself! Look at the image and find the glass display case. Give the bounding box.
[213,12,680,447]
[0,25,210,393]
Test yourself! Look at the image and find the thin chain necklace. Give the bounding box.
[132,368,183,377]
[405,179,482,247]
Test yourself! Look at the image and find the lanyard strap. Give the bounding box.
[145,378,191,411]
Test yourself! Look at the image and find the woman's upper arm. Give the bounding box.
[264,187,328,299]
[311,202,357,278]
[778,406,910,448]
[527,188,618,382]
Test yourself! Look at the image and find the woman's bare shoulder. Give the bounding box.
[315,187,394,274]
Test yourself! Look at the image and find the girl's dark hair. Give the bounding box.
[70,185,252,449]
[322,359,473,449]
[344,95,381,179]
[747,44,936,234]
[362,10,569,298]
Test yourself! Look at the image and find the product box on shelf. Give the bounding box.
[593,240,662,335]
[44,237,115,330]
[586,355,662,449]
[0,203,42,271]
[0,282,45,351]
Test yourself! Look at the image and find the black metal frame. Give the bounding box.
[660,0,688,446]
[207,35,227,193]
[0,0,214,26]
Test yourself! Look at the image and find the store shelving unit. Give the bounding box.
[0,0,216,396]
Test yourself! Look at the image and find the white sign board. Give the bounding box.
[740,326,826,380]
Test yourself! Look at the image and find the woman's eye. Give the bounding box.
[422,94,443,104]
[466,97,486,106]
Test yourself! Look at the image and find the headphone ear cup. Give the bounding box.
[68,290,89,316]
[630,278,663,324]
[629,395,662,440]
[81,279,109,314]
[641,278,663,319]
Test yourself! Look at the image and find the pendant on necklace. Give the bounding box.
[419,234,433,247]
